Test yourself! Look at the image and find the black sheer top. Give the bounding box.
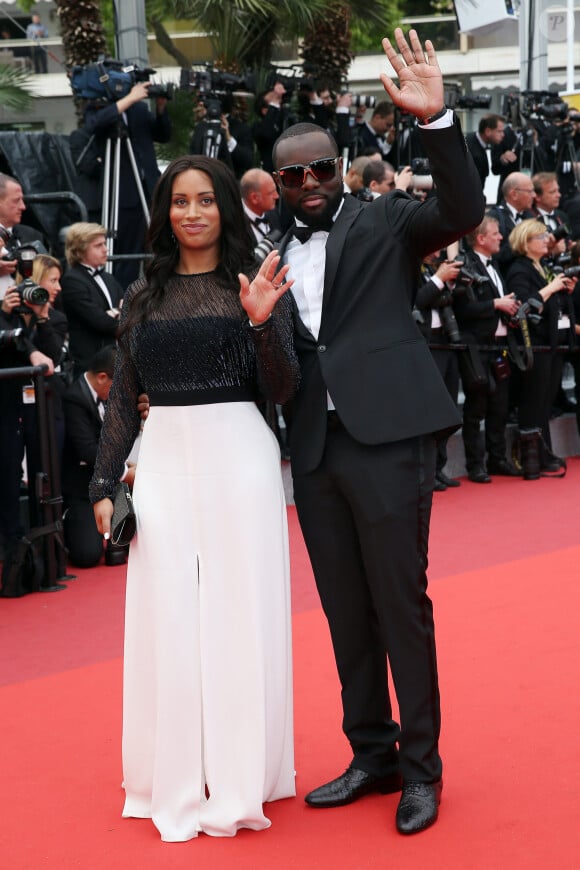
[89,271,299,502]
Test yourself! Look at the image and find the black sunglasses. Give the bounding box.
[276,157,339,189]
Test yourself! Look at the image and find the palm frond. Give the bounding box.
[0,65,35,111]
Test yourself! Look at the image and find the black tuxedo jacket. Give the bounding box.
[278,115,485,475]
[532,206,570,230]
[62,374,102,502]
[453,250,505,343]
[61,263,123,373]
[465,132,490,189]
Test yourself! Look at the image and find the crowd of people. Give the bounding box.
[1,26,580,847]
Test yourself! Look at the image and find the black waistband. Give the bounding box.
[148,385,256,406]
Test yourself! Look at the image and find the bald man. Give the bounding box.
[240,168,281,242]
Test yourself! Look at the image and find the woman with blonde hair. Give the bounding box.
[506,219,576,477]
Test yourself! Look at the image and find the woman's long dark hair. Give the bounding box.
[120,155,255,336]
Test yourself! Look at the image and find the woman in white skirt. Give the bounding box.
[91,155,299,842]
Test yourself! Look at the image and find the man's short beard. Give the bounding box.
[294,187,344,227]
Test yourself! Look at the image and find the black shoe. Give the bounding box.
[396,780,443,835]
[487,459,520,476]
[434,478,447,492]
[436,471,460,488]
[305,767,402,808]
[467,468,491,483]
[104,541,128,567]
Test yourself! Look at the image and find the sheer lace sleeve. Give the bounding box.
[247,290,300,405]
[89,284,143,503]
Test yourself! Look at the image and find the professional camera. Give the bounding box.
[339,89,376,110]
[521,90,568,122]
[551,224,571,243]
[13,278,49,314]
[71,57,174,103]
[180,65,256,120]
[411,157,430,175]
[0,327,25,351]
[435,290,462,344]
[509,297,543,328]
[0,228,42,279]
[356,187,374,203]
[454,94,492,110]
[254,230,283,264]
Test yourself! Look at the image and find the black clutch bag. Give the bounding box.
[111,482,136,546]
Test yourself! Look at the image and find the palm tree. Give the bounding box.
[0,65,34,112]
[55,0,108,68]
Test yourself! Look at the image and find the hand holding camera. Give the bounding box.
[434,258,463,284]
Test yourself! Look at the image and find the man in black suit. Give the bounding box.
[487,172,536,274]
[354,100,397,163]
[531,171,571,231]
[242,29,485,834]
[465,114,506,195]
[240,168,282,243]
[0,172,47,298]
[455,216,521,482]
[82,81,171,289]
[60,222,123,376]
[190,93,255,179]
[62,346,131,567]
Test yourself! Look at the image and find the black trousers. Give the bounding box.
[430,342,459,473]
[518,349,563,449]
[293,420,441,784]
[461,350,510,472]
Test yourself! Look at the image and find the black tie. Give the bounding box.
[486,259,493,267]
[292,222,333,244]
[86,266,104,277]
[516,212,524,222]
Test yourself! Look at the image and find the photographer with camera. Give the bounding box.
[531,172,572,234]
[82,80,171,289]
[465,115,506,196]
[487,172,536,274]
[505,219,577,478]
[190,91,254,179]
[455,216,521,482]
[252,80,298,174]
[0,265,58,593]
[0,173,47,299]
[414,251,463,489]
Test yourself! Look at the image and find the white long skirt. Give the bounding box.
[121,402,295,842]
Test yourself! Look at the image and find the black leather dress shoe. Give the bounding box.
[487,459,520,476]
[396,780,442,834]
[467,469,491,483]
[436,471,460,488]
[434,478,447,492]
[305,767,402,808]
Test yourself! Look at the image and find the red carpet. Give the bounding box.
[1,460,580,868]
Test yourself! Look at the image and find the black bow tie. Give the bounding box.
[84,265,105,277]
[486,259,493,267]
[292,222,333,244]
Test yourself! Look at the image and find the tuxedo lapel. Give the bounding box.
[78,375,102,426]
[322,196,361,313]
[277,229,317,344]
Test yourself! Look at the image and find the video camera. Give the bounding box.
[70,57,175,103]
[180,65,256,120]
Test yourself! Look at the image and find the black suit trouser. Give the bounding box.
[293,425,442,783]
[461,352,510,471]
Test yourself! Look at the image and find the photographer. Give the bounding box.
[456,216,521,482]
[354,100,397,163]
[531,172,571,232]
[505,219,577,477]
[0,277,56,592]
[83,81,171,289]
[297,82,353,154]
[414,251,463,489]
[252,81,298,173]
[0,173,47,299]
[190,92,254,179]
[465,114,506,194]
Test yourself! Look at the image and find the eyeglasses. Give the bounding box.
[531,232,549,240]
[276,157,339,188]
[514,188,535,194]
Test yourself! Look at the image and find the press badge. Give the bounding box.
[22,384,35,404]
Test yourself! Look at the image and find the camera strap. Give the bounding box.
[506,322,534,371]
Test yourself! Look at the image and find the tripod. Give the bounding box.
[100,117,151,274]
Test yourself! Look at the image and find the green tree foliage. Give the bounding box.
[0,65,34,112]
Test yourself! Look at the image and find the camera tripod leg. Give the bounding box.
[99,127,151,276]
